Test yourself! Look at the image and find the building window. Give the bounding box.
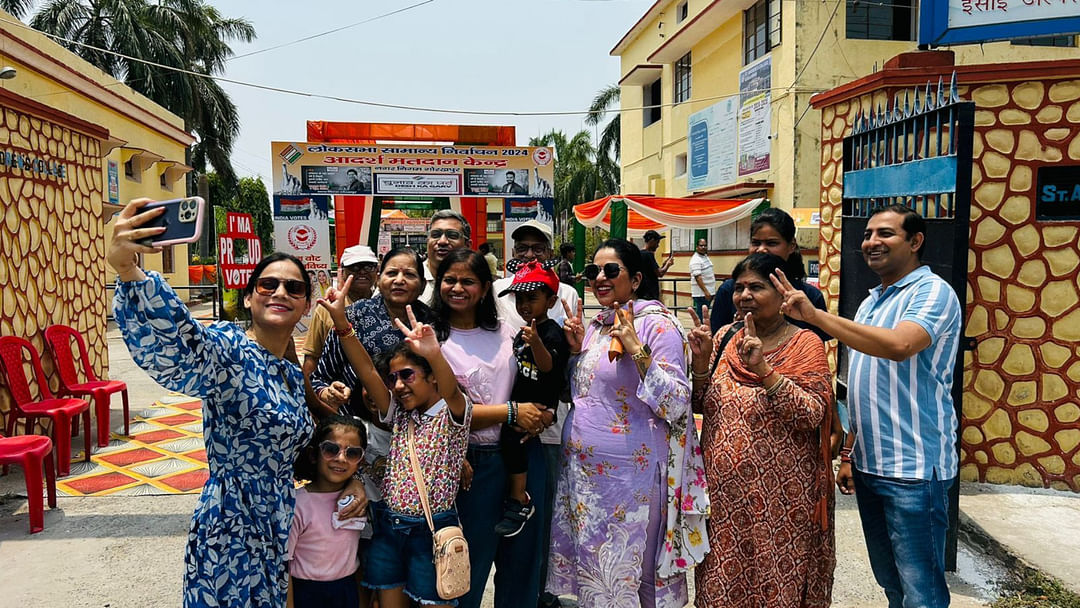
[124,158,140,182]
[162,246,174,274]
[846,0,916,41]
[1012,35,1076,47]
[676,1,689,23]
[160,172,172,191]
[674,153,687,178]
[708,217,753,251]
[643,78,662,127]
[744,0,781,64]
[673,52,692,104]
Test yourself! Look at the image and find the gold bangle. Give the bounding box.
[765,375,786,396]
[691,369,710,379]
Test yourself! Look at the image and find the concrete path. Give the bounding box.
[1,313,1076,606]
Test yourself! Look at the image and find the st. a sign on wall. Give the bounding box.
[1036,165,1080,221]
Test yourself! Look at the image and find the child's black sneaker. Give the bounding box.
[494,495,535,537]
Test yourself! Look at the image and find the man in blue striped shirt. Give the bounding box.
[772,204,962,608]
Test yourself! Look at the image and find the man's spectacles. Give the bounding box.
[429,229,463,241]
[318,440,364,463]
[582,263,624,281]
[514,243,548,256]
[345,262,378,274]
[254,277,308,298]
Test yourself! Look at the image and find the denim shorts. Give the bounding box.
[362,501,461,606]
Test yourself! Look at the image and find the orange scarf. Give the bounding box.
[722,326,835,530]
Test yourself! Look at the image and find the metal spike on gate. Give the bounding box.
[937,76,946,107]
[912,85,922,115]
[903,90,912,118]
[949,71,960,103]
[924,81,934,111]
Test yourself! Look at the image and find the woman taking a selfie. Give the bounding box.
[109,198,365,608]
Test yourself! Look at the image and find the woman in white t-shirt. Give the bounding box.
[430,248,552,608]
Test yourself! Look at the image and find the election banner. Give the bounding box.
[687,97,739,191]
[502,198,555,262]
[273,195,332,320]
[738,56,772,178]
[271,142,555,198]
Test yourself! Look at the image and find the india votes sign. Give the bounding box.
[687,98,738,191]
[920,0,1080,45]
[271,142,555,198]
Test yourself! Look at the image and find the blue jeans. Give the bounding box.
[456,441,547,608]
[854,469,955,608]
[363,502,461,606]
[692,296,710,320]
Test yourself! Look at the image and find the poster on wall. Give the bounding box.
[502,198,555,262]
[271,142,555,198]
[687,97,739,192]
[738,56,772,177]
[107,160,119,205]
[273,196,333,318]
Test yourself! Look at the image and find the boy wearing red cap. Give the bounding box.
[495,260,570,538]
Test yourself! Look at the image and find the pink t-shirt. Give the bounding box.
[441,323,517,445]
[286,488,361,581]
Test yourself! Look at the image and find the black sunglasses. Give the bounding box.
[429,229,463,241]
[384,367,421,387]
[318,440,364,462]
[345,262,378,273]
[255,277,308,298]
[583,263,624,281]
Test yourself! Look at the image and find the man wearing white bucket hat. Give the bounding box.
[300,244,378,380]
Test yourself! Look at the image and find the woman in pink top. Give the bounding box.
[287,415,368,608]
[430,249,551,608]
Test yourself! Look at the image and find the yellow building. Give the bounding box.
[612,0,1080,293]
[0,11,194,420]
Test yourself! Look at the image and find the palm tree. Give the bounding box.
[586,84,621,164]
[5,0,254,186]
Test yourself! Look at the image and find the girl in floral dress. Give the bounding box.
[108,199,364,608]
[548,239,709,608]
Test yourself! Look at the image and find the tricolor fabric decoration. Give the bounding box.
[573,195,765,236]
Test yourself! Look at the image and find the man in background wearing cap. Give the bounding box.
[421,209,472,305]
[493,218,579,608]
[300,244,378,381]
[639,229,674,300]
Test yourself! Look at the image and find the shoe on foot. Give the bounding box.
[494,495,535,537]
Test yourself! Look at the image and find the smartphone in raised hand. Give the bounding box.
[137,197,206,247]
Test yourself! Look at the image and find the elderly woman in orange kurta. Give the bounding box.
[686,252,835,608]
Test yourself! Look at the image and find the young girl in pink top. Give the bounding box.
[287,415,368,608]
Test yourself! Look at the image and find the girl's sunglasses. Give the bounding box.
[318,440,364,462]
[254,277,308,298]
[384,367,421,387]
[582,263,624,281]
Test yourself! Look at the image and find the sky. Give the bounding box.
[212,0,653,185]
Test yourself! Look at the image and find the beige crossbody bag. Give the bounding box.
[407,417,471,600]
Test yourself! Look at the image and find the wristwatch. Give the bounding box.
[631,344,652,362]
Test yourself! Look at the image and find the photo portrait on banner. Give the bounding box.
[273,195,333,322]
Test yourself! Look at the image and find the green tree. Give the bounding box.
[586,84,621,165]
[5,0,254,186]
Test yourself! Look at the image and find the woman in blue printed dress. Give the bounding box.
[107,199,366,608]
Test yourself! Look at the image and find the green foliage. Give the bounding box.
[993,572,1080,608]
[208,172,274,252]
[15,0,254,186]
[586,84,620,163]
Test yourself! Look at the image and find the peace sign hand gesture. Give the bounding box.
[393,305,440,360]
[562,299,586,354]
[610,302,643,355]
[770,269,818,323]
[316,274,353,327]
[736,312,768,375]
[686,306,713,366]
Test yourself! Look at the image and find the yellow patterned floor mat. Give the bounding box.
[57,393,208,496]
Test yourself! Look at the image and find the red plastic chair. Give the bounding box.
[44,324,130,447]
[0,336,91,477]
[0,433,57,533]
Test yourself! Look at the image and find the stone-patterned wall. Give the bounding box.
[0,104,106,426]
[818,77,1080,492]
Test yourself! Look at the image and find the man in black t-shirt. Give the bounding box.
[639,229,674,300]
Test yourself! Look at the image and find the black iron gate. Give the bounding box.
[837,73,975,570]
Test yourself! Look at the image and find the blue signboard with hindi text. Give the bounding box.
[920,0,1080,46]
